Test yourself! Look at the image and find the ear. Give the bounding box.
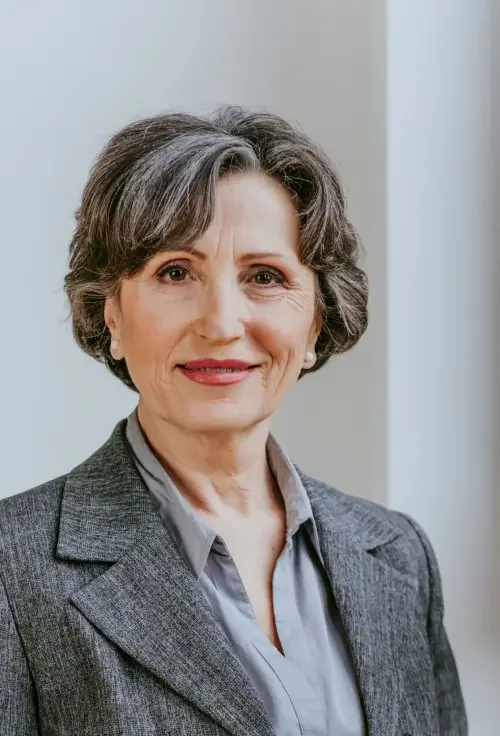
[104,295,124,360]
[303,311,322,369]
[308,309,322,348]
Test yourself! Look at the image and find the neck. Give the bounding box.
[136,402,283,519]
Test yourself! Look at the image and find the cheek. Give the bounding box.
[122,299,179,357]
[254,304,313,358]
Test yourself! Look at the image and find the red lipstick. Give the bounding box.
[178,358,258,385]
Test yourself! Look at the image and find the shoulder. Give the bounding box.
[302,467,436,552]
[0,475,68,561]
[0,419,127,555]
[345,489,437,558]
[352,493,441,596]
[0,473,67,522]
[300,468,441,612]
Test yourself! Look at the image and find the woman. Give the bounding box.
[0,106,466,735]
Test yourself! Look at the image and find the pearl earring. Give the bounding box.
[110,339,119,351]
[305,351,315,364]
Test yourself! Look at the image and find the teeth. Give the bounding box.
[188,367,249,372]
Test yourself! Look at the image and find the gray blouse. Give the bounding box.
[126,409,365,735]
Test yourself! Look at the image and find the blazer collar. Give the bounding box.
[57,418,399,563]
[56,419,417,736]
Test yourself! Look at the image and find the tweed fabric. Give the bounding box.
[0,419,467,735]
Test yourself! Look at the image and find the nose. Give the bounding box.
[193,279,247,344]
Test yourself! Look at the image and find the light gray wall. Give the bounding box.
[386,1,499,732]
[492,0,500,616]
[0,0,386,502]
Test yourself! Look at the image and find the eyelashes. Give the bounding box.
[251,268,286,286]
[157,262,190,283]
[156,261,287,287]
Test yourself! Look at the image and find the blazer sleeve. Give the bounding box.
[400,513,468,736]
[0,575,39,735]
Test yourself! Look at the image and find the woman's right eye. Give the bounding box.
[157,263,190,283]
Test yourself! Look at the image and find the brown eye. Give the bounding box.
[168,267,188,282]
[251,268,285,286]
[158,263,190,282]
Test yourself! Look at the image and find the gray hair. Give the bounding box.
[65,105,368,391]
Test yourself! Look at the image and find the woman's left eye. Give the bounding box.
[250,268,285,286]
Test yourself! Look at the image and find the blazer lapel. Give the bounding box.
[299,470,418,736]
[56,418,418,736]
[56,421,274,736]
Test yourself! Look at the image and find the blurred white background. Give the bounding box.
[0,0,498,732]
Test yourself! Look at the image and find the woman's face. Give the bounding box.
[105,172,320,433]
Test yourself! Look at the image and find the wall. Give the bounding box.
[0,0,386,502]
[386,1,499,732]
[492,0,500,632]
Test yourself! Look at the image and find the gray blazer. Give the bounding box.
[0,419,467,736]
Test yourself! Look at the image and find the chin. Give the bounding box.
[175,402,267,434]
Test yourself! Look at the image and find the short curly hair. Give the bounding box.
[65,105,368,392]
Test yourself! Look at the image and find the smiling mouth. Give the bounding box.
[178,358,259,371]
[180,366,257,372]
[176,362,260,385]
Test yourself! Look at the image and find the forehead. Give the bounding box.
[203,172,299,249]
[143,171,301,271]
[214,171,297,214]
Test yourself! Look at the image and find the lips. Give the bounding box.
[181,359,256,370]
[177,359,259,385]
